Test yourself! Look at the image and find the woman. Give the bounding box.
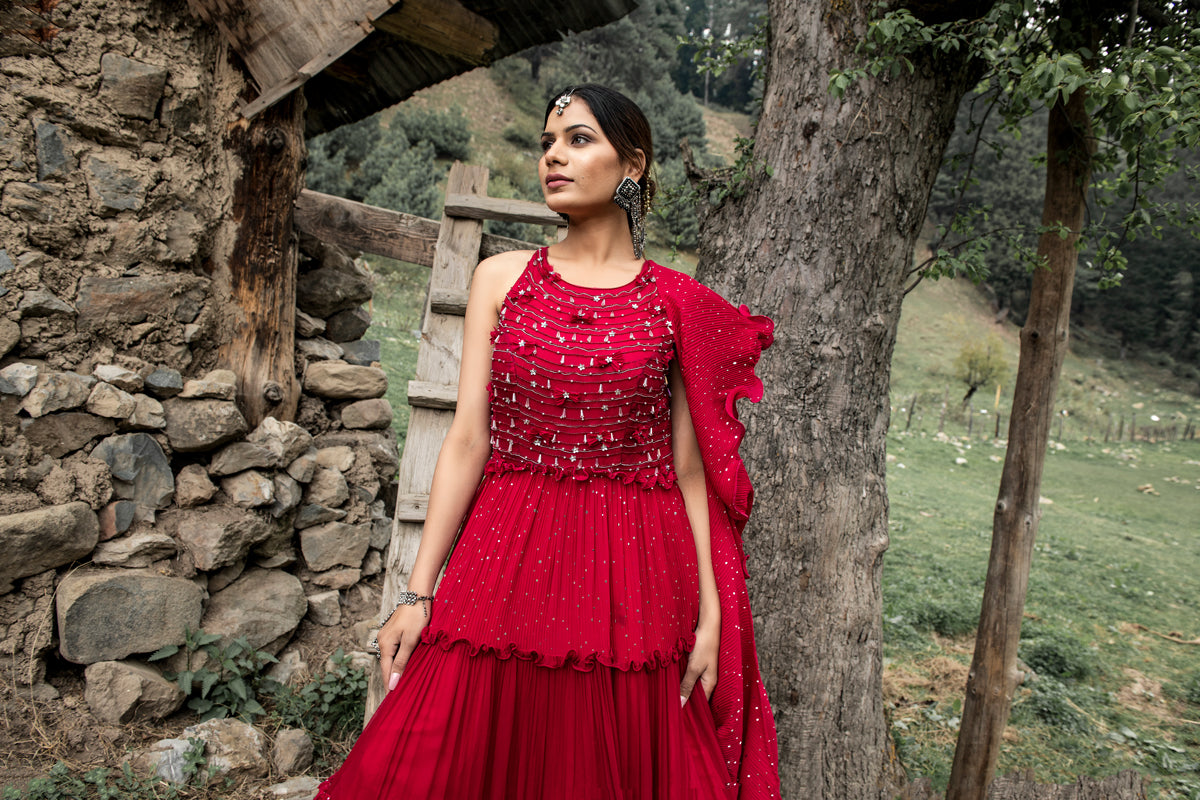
[316,84,780,800]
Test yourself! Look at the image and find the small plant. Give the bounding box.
[150,628,278,722]
[1,746,210,799]
[1020,631,1097,681]
[268,648,369,764]
[1013,677,1094,734]
[953,334,1009,410]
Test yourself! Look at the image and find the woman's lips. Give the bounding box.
[545,174,571,188]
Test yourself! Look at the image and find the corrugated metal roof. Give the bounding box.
[302,0,639,135]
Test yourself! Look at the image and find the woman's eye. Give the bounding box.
[571,134,589,145]
[540,140,552,151]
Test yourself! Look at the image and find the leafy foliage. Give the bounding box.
[150,629,277,722]
[1,743,210,799]
[267,648,369,766]
[1020,630,1098,681]
[306,106,472,219]
[831,2,1200,324]
[1012,677,1096,734]
[953,334,1009,408]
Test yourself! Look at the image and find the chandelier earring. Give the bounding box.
[613,176,646,260]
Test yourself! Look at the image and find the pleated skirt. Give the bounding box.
[316,470,734,799]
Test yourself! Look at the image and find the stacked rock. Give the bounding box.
[1,239,399,725]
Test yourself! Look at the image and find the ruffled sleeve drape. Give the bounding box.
[657,266,782,800]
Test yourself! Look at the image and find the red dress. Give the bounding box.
[316,249,780,800]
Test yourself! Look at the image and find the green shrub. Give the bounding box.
[502,121,541,150]
[1,743,209,799]
[268,648,369,764]
[1020,631,1097,681]
[392,106,471,160]
[1013,677,1093,733]
[150,629,278,722]
[908,599,978,637]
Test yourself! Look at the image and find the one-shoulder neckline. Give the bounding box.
[535,247,651,292]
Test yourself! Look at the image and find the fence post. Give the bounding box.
[905,394,917,432]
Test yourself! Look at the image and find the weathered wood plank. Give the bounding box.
[367,164,487,718]
[430,287,468,316]
[295,190,440,266]
[216,91,304,426]
[407,380,458,410]
[294,189,539,265]
[394,493,430,523]
[444,192,564,226]
[373,0,498,64]
[188,0,391,112]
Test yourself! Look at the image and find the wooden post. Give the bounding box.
[994,412,1002,440]
[905,394,918,432]
[1104,415,1113,442]
[366,163,489,719]
[1056,412,1064,441]
[967,405,974,438]
[216,90,305,425]
[1116,415,1124,442]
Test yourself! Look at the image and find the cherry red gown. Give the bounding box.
[316,248,780,800]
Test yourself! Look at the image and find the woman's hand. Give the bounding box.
[679,617,719,706]
[377,601,431,691]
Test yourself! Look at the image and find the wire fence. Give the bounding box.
[892,389,1196,444]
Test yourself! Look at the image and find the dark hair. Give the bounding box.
[544,84,657,205]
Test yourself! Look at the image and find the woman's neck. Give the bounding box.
[550,210,641,271]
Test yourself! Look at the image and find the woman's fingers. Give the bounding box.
[390,636,418,687]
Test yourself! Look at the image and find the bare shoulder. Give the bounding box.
[471,249,534,312]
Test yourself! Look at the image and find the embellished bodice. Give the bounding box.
[486,248,676,487]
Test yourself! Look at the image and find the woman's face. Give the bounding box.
[539,98,643,218]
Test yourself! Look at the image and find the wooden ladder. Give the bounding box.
[294,162,565,716]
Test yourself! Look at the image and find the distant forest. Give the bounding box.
[306,0,1199,381]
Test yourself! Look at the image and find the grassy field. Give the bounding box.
[364,70,1200,796]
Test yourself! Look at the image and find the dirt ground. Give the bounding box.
[0,577,383,797]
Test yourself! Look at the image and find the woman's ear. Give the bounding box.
[626,148,647,182]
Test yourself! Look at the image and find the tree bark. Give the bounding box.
[693,1,986,796]
[216,88,305,425]
[946,83,1094,800]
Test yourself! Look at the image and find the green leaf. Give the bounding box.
[199,670,220,699]
[148,644,179,661]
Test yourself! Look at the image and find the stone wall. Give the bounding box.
[1,0,398,719]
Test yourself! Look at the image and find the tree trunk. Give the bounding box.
[693,1,985,795]
[215,86,305,426]
[946,83,1094,800]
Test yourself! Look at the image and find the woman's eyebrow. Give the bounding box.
[541,124,599,138]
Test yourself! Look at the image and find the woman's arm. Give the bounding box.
[670,359,721,705]
[377,250,528,688]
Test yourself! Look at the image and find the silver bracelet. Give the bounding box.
[369,592,435,659]
[381,591,435,624]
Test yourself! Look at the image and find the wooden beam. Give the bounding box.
[373,0,498,64]
[393,493,429,523]
[294,189,543,265]
[295,189,439,266]
[407,380,457,410]
[217,90,305,426]
[188,0,391,117]
[444,192,565,226]
[430,287,468,316]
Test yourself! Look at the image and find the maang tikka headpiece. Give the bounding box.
[554,88,574,115]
